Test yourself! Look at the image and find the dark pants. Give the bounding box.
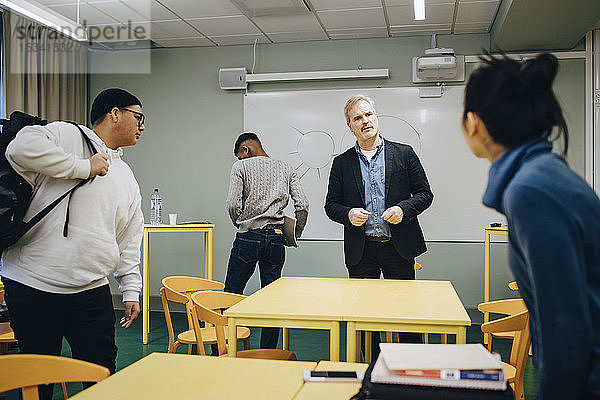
[224,229,285,349]
[3,279,117,400]
[346,240,422,361]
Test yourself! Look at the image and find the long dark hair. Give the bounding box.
[463,52,569,155]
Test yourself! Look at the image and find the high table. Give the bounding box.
[141,223,214,344]
[71,353,316,399]
[224,277,471,362]
[483,226,508,345]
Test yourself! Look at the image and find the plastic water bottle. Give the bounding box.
[150,188,162,224]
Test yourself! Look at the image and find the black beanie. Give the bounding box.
[90,88,142,125]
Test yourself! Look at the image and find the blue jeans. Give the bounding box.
[225,229,285,349]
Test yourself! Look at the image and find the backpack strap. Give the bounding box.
[22,122,97,238]
[62,122,97,236]
[24,171,89,233]
[69,121,97,155]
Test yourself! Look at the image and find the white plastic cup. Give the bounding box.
[169,213,177,225]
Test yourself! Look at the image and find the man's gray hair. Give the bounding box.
[344,95,376,122]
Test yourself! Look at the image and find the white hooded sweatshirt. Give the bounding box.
[2,121,142,302]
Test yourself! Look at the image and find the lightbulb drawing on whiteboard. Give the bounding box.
[289,126,337,179]
[339,114,423,155]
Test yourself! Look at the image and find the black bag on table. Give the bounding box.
[0,111,96,253]
[350,357,514,400]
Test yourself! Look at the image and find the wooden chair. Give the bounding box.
[503,282,533,357]
[386,262,430,344]
[160,276,250,354]
[0,354,109,400]
[190,290,297,361]
[0,286,17,355]
[478,298,527,352]
[480,309,530,400]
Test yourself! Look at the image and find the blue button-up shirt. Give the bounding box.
[355,140,390,238]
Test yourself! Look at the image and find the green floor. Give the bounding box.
[4,310,539,399]
[57,310,538,399]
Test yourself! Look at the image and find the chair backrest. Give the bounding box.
[477,298,526,316]
[0,354,110,400]
[190,291,247,356]
[481,310,530,392]
[161,276,225,303]
[159,276,225,351]
[0,285,17,346]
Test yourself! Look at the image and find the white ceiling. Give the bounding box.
[36,0,502,48]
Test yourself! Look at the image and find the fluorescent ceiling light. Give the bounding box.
[414,0,425,20]
[246,69,389,83]
[0,0,88,41]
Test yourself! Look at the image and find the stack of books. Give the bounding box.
[371,343,507,391]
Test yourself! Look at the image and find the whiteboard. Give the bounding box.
[244,87,505,242]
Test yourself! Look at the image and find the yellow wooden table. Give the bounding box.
[342,279,471,362]
[483,226,508,344]
[71,352,315,399]
[224,277,345,361]
[293,361,369,400]
[224,277,470,363]
[142,223,214,344]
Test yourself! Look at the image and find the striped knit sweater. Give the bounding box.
[226,156,309,237]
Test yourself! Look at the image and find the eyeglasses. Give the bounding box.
[120,108,145,128]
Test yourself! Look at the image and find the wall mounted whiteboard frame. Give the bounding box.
[244,86,506,242]
[588,31,599,195]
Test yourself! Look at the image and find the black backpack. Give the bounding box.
[0,111,96,254]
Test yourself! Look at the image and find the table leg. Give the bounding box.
[206,228,213,280]
[355,329,362,362]
[142,229,149,345]
[330,321,339,362]
[203,229,214,329]
[484,230,491,345]
[365,332,372,363]
[346,321,356,363]
[282,328,289,350]
[228,318,237,357]
[457,327,467,344]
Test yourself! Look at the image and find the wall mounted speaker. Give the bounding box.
[219,68,247,89]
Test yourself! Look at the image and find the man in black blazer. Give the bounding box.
[325,95,433,355]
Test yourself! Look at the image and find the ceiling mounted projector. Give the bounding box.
[412,46,465,83]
